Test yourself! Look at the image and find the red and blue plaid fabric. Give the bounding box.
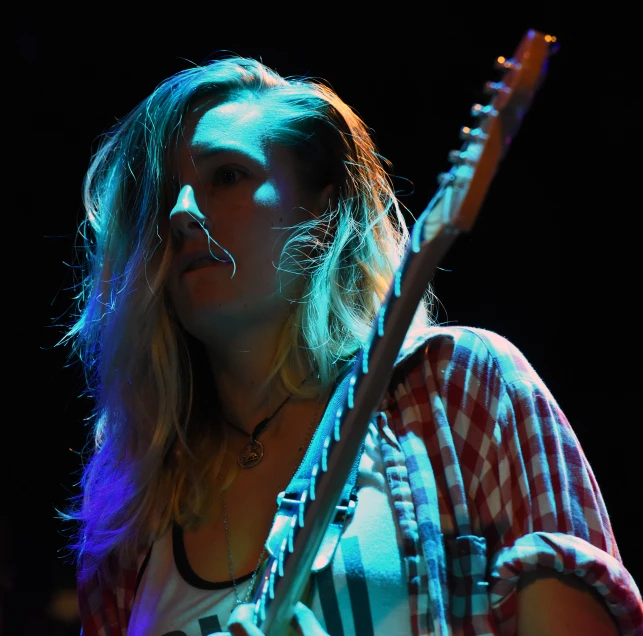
[77,327,643,634]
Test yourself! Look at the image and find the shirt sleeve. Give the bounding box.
[467,335,643,634]
[489,531,642,634]
[76,554,137,636]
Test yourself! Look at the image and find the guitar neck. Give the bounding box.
[250,29,555,633]
[252,189,460,633]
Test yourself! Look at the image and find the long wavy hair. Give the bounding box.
[62,56,434,580]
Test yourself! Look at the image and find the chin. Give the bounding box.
[177,297,289,340]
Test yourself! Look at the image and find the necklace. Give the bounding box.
[224,374,313,469]
[221,393,325,605]
[221,490,266,606]
[224,393,292,469]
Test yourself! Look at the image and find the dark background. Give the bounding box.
[10,5,640,635]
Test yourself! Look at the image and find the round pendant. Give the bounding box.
[238,440,264,468]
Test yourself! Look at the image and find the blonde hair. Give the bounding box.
[62,56,434,579]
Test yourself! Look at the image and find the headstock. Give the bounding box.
[426,30,558,237]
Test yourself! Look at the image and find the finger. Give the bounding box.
[227,603,265,636]
[291,601,330,636]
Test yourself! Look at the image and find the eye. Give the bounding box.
[213,165,247,186]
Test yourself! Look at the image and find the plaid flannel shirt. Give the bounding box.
[77,327,643,635]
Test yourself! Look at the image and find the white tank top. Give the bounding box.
[129,423,416,635]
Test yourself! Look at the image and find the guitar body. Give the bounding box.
[250,29,559,634]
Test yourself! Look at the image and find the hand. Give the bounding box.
[216,601,330,635]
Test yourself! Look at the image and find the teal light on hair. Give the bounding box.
[61,56,435,580]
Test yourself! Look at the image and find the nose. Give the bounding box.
[169,185,210,238]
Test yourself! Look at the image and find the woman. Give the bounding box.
[62,56,642,635]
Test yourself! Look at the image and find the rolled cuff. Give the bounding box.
[488,532,643,635]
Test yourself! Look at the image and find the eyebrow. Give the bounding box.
[188,145,266,167]
[189,146,240,161]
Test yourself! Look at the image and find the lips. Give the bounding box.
[185,255,230,272]
[178,250,232,275]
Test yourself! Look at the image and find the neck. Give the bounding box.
[202,317,302,436]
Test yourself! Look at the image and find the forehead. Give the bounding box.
[181,95,275,156]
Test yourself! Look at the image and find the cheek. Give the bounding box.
[166,275,184,313]
[254,182,280,207]
[250,182,301,252]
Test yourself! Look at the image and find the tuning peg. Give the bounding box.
[470,103,498,118]
[459,126,487,142]
[437,171,455,185]
[483,81,510,95]
[545,33,561,54]
[448,150,476,165]
[494,56,521,71]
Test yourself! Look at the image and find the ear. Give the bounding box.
[309,183,335,219]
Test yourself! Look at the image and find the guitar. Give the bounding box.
[251,29,558,634]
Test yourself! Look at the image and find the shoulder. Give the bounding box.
[384,325,562,439]
[380,325,568,479]
[393,325,542,390]
[76,548,149,635]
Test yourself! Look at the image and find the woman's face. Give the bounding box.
[167,96,328,343]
